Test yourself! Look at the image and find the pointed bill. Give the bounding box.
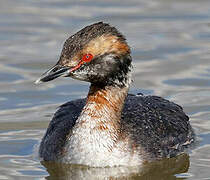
[35,65,70,84]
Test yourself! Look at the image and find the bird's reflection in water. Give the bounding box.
[42,153,189,180]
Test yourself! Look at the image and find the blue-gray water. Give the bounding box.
[0,0,210,179]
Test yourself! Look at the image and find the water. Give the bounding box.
[0,0,210,179]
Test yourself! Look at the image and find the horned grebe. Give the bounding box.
[36,22,194,167]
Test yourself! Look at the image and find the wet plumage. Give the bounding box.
[39,94,194,162]
[36,22,195,167]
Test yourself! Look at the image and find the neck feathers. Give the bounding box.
[75,84,129,150]
[106,54,132,88]
[66,73,131,165]
[72,59,131,154]
[87,85,129,121]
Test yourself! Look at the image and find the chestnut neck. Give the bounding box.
[76,82,130,134]
[87,84,129,118]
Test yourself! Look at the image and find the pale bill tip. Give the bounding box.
[34,78,42,84]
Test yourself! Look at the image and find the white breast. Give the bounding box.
[59,105,142,167]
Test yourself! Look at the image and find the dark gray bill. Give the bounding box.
[35,65,70,84]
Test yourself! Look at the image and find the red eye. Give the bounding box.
[82,53,93,63]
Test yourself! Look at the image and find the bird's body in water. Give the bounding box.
[36,22,195,167]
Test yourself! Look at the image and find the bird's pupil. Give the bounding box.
[82,53,93,62]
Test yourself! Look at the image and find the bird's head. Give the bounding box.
[36,22,132,87]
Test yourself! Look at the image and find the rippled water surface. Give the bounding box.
[1,0,210,179]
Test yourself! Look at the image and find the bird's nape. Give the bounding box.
[36,22,132,86]
[36,22,195,167]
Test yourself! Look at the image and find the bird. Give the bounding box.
[36,22,195,167]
